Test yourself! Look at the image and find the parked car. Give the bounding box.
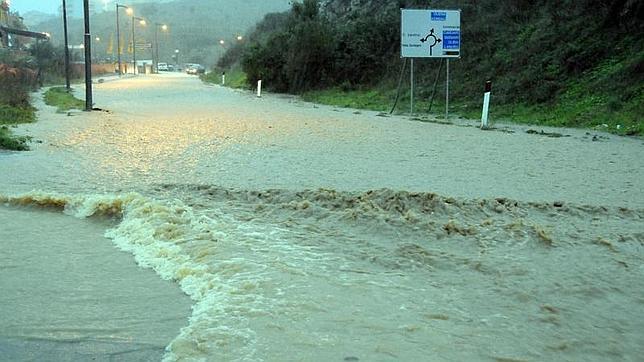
[157,62,169,71]
[185,64,205,75]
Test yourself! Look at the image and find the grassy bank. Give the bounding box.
[0,87,85,151]
[44,87,85,112]
[205,67,641,136]
[201,69,248,89]
[303,81,643,136]
[0,104,36,151]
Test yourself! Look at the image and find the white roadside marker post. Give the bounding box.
[257,80,262,98]
[481,80,492,129]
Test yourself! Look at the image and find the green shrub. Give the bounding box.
[0,104,36,125]
[43,87,85,112]
[0,126,30,151]
[241,0,335,93]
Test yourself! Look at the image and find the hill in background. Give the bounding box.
[26,0,291,67]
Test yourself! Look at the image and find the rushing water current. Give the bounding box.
[1,74,643,361]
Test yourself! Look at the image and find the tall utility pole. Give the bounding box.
[154,24,158,73]
[132,17,137,74]
[115,3,121,75]
[83,0,92,111]
[62,0,70,90]
[131,17,146,75]
[115,4,130,75]
[154,23,167,74]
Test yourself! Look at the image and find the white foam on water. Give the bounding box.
[3,189,644,361]
[2,191,301,360]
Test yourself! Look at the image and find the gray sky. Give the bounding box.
[9,0,64,15]
[8,0,184,16]
[8,0,115,15]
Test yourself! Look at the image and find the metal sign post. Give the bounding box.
[401,9,461,119]
[446,59,449,121]
[410,58,414,115]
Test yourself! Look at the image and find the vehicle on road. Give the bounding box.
[157,62,169,71]
[185,64,205,75]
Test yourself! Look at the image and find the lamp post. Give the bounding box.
[93,36,100,62]
[154,23,167,73]
[132,16,145,74]
[115,3,131,75]
[174,48,179,70]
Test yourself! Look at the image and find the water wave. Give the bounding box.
[2,187,643,361]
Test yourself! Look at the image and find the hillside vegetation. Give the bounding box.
[0,7,39,150]
[217,0,643,135]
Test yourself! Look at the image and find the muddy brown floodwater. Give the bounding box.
[1,73,643,361]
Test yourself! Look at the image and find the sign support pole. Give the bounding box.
[445,59,449,121]
[410,58,414,115]
[401,9,460,119]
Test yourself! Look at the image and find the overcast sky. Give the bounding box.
[8,0,116,15]
[9,0,63,15]
[11,0,60,14]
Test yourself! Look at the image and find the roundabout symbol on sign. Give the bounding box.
[420,28,441,56]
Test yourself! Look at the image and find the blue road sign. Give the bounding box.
[431,12,446,21]
[443,30,460,49]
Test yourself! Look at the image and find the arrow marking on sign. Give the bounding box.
[420,28,441,56]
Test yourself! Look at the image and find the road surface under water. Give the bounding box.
[1,73,643,361]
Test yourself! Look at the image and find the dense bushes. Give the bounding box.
[219,0,642,132]
[240,0,335,93]
[0,54,37,150]
[0,14,68,149]
[229,0,643,96]
[0,42,65,108]
[0,42,60,150]
[0,50,39,107]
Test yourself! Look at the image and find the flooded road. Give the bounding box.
[3,73,643,206]
[0,206,191,361]
[1,73,643,361]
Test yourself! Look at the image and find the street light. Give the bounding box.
[154,23,168,73]
[93,36,101,62]
[236,35,243,41]
[115,3,130,75]
[132,16,145,74]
